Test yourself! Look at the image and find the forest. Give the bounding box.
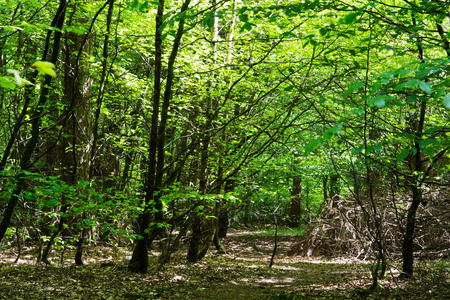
[0,0,449,299]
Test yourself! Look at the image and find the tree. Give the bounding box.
[0,0,66,243]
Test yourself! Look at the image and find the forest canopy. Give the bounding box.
[0,0,449,292]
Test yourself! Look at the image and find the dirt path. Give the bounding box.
[0,230,448,299]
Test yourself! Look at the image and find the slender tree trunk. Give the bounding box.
[288,176,302,227]
[288,153,301,227]
[90,0,114,179]
[400,12,427,277]
[402,186,422,277]
[128,0,164,273]
[218,179,233,238]
[0,0,67,243]
[129,0,191,273]
[329,174,340,207]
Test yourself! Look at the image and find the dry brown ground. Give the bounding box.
[0,229,449,299]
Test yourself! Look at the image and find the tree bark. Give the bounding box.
[129,0,191,273]
[128,0,165,273]
[329,174,340,207]
[0,0,67,243]
[401,186,422,277]
[287,176,302,227]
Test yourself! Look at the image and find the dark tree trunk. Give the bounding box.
[218,179,234,238]
[401,186,422,278]
[128,229,149,273]
[288,152,302,227]
[287,176,302,227]
[129,0,190,272]
[90,0,114,180]
[187,215,202,262]
[128,0,164,273]
[218,210,229,238]
[0,0,66,243]
[213,230,225,252]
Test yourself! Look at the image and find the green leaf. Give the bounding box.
[239,13,249,23]
[130,0,139,9]
[139,1,149,11]
[282,31,296,38]
[407,95,416,103]
[419,140,430,148]
[328,127,341,135]
[443,94,450,109]
[323,131,333,140]
[372,81,381,92]
[240,22,255,32]
[418,80,432,94]
[434,87,445,100]
[66,26,87,34]
[369,95,389,107]
[284,85,295,92]
[372,144,382,151]
[46,199,60,207]
[0,77,16,89]
[32,61,56,77]
[206,16,215,28]
[351,108,364,115]
[351,146,363,155]
[405,79,432,94]
[396,149,411,161]
[344,81,364,97]
[305,138,322,155]
[344,12,357,24]
[319,28,328,36]
[424,147,435,156]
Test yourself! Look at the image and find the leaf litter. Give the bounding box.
[0,229,448,299]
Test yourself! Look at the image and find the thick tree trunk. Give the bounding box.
[187,214,202,262]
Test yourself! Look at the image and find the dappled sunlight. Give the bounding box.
[1,230,448,299]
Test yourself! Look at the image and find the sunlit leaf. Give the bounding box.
[32,61,56,77]
[369,95,390,107]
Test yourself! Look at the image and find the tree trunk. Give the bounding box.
[401,186,422,278]
[0,0,66,243]
[129,0,191,272]
[287,176,302,227]
[187,214,202,262]
[329,174,340,207]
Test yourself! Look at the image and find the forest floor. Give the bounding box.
[0,229,449,299]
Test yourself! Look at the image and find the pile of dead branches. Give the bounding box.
[289,187,450,260]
